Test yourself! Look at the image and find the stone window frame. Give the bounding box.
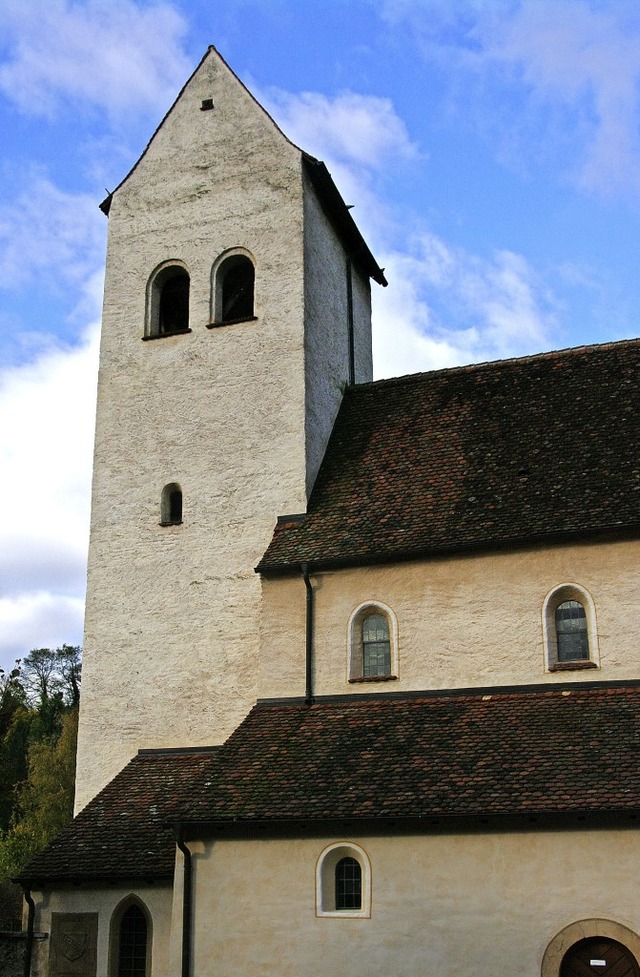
[144,259,192,339]
[208,247,257,328]
[347,600,398,683]
[108,895,153,977]
[315,842,371,918]
[542,583,599,672]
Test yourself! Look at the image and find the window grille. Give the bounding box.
[335,857,362,911]
[555,600,589,662]
[362,613,391,676]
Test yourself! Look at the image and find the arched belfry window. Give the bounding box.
[146,262,190,338]
[110,897,151,977]
[348,601,398,682]
[543,584,599,671]
[210,251,256,326]
[160,483,182,526]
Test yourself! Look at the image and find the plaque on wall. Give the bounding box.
[49,913,98,977]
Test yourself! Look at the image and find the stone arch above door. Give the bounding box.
[543,920,640,977]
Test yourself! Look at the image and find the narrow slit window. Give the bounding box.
[161,483,183,526]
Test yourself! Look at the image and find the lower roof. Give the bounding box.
[19,682,640,885]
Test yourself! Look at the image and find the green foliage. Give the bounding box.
[0,710,78,881]
[0,646,81,901]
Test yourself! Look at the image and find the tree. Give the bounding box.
[0,709,78,881]
[56,645,82,709]
[20,646,82,738]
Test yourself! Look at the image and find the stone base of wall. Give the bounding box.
[0,931,27,977]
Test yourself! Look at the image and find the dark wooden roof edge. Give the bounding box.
[256,522,640,575]
[302,155,387,286]
[348,335,640,391]
[14,870,174,888]
[174,807,640,837]
[137,745,220,756]
[253,678,640,709]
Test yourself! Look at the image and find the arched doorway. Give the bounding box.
[560,937,640,977]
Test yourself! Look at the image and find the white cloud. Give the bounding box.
[379,0,640,200]
[256,75,555,378]
[0,593,85,667]
[0,174,106,291]
[257,83,420,251]
[0,0,191,121]
[0,324,99,669]
[260,87,419,169]
[372,233,555,378]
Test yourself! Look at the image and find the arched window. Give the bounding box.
[555,600,589,662]
[335,856,362,911]
[210,251,256,326]
[348,602,398,682]
[146,262,190,338]
[160,483,182,526]
[362,613,391,677]
[543,584,599,671]
[110,898,151,977]
[316,843,371,917]
[118,905,147,977]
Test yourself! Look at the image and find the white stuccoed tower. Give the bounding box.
[75,47,385,810]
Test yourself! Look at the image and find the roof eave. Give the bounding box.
[302,155,387,286]
[256,522,640,576]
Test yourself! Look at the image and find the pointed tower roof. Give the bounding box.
[99,46,386,286]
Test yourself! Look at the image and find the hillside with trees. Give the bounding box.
[0,646,80,925]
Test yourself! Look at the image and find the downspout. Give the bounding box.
[22,887,35,977]
[346,257,355,386]
[302,564,314,705]
[176,827,192,977]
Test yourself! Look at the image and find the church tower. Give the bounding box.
[75,47,386,809]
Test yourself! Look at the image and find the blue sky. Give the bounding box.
[1,0,640,670]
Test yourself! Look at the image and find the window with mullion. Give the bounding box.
[335,857,362,911]
[556,600,589,662]
[362,613,391,676]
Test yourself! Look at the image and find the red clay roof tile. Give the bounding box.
[258,339,640,570]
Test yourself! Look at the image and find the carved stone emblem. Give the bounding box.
[50,913,98,977]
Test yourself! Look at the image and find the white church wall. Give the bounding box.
[259,536,640,698]
[30,884,173,977]
[302,172,373,496]
[189,827,640,977]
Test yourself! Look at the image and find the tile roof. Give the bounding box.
[19,684,640,884]
[18,749,216,886]
[258,339,640,571]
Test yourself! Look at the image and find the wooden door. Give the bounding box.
[561,937,640,977]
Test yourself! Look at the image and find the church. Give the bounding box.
[17,46,640,977]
